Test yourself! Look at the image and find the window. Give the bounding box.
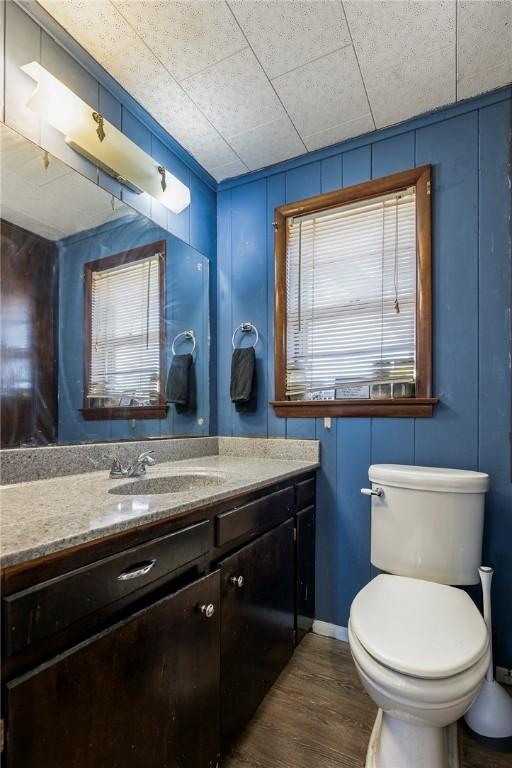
[273,166,436,417]
[82,241,166,420]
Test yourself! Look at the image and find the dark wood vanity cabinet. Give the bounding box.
[296,505,316,643]
[1,473,316,767]
[220,519,295,750]
[4,519,212,657]
[5,571,221,768]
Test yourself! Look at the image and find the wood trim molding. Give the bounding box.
[273,165,436,418]
[80,405,168,421]
[274,206,288,403]
[82,240,167,421]
[270,399,438,418]
[415,166,432,398]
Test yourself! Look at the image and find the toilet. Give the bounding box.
[349,464,491,768]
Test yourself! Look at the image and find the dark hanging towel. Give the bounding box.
[166,354,196,415]
[230,346,257,412]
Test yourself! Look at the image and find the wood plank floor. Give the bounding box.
[223,633,511,768]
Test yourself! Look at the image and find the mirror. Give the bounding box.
[0,123,210,448]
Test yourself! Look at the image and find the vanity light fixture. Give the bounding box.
[92,111,105,142]
[158,165,167,192]
[20,62,191,214]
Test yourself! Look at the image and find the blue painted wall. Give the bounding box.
[217,90,512,668]
[58,215,210,444]
[3,0,511,670]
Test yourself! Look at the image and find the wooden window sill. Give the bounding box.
[80,406,168,421]
[270,398,439,418]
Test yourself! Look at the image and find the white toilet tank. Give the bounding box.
[368,464,490,585]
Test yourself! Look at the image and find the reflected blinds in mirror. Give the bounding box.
[88,254,161,406]
[285,189,417,398]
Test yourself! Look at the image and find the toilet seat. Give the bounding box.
[348,621,490,711]
[350,575,489,679]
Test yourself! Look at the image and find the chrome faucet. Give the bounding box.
[109,457,129,479]
[108,450,156,479]
[127,450,156,478]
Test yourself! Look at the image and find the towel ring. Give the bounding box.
[171,330,196,356]
[232,322,259,350]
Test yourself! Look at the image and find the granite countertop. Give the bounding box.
[0,454,318,569]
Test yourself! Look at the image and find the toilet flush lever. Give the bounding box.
[360,487,384,498]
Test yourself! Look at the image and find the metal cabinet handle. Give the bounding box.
[360,487,384,498]
[198,603,215,618]
[230,575,244,588]
[117,559,157,581]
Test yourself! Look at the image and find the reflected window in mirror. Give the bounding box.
[82,241,167,421]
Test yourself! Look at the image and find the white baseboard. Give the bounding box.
[312,620,348,643]
[496,666,512,686]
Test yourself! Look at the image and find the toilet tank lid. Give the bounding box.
[368,464,490,493]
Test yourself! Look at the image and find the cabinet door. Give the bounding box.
[296,505,315,643]
[220,519,294,749]
[6,572,220,768]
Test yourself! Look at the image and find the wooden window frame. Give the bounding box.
[271,166,438,418]
[81,241,168,421]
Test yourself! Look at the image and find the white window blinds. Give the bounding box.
[286,189,417,398]
[88,253,162,406]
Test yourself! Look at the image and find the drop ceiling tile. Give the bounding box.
[48,168,113,214]
[37,0,138,63]
[35,0,511,185]
[15,154,71,188]
[209,158,250,182]
[147,97,238,169]
[229,0,350,79]
[181,47,285,139]
[101,40,183,114]
[343,0,455,75]
[458,62,512,101]
[1,128,68,186]
[228,115,305,171]
[457,0,512,100]
[272,46,370,139]
[113,0,246,82]
[100,40,235,169]
[365,44,455,128]
[304,114,375,152]
[0,127,32,173]
[0,205,65,240]
[1,185,67,240]
[181,130,242,171]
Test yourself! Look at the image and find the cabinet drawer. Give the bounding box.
[296,478,315,510]
[215,487,294,548]
[4,520,211,656]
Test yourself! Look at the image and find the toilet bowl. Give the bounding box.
[348,574,490,768]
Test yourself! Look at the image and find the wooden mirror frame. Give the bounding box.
[271,166,438,418]
[81,240,167,421]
